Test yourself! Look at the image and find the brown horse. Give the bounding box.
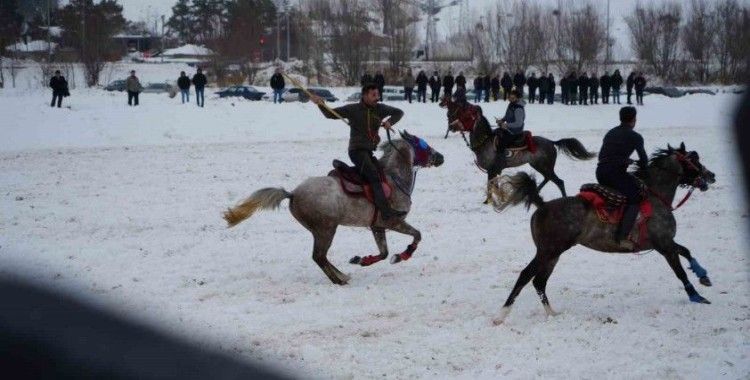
[488,143,716,324]
[439,96,596,201]
[222,132,444,285]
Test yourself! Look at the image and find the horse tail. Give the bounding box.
[554,138,597,160]
[490,172,545,211]
[223,188,292,228]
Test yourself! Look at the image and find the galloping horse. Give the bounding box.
[223,132,444,285]
[488,143,716,324]
[440,96,596,201]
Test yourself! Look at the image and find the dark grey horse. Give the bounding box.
[223,132,444,285]
[440,96,596,202]
[489,143,716,324]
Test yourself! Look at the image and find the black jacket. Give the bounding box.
[270,73,285,90]
[319,101,403,151]
[598,125,648,171]
[473,77,483,90]
[539,76,549,92]
[416,72,428,89]
[600,75,611,90]
[634,76,646,91]
[611,73,623,89]
[626,74,635,90]
[512,73,526,89]
[361,74,373,87]
[192,73,207,89]
[374,74,385,89]
[500,74,513,90]
[490,77,500,91]
[455,75,466,88]
[527,76,538,91]
[177,76,191,90]
[443,75,454,90]
[429,75,441,89]
[49,76,68,95]
[578,75,588,93]
[589,76,599,92]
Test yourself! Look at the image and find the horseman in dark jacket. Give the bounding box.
[49,70,69,108]
[500,72,513,101]
[488,89,526,180]
[596,106,648,249]
[311,83,406,221]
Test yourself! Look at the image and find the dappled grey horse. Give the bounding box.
[223,132,444,285]
[488,144,716,324]
[440,96,596,202]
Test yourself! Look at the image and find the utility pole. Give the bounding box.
[276,11,280,61]
[285,0,290,61]
[605,0,610,68]
[161,15,165,63]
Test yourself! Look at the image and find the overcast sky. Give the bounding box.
[108,0,748,60]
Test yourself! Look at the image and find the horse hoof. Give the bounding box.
[390,255,401,264]
[689,294,711,304]
[492,318,505,326]
[349,256,362,265]
[699,276,712,287]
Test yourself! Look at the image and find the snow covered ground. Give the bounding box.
[1,88,748,378]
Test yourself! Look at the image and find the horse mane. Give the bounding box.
[379,139,413,166]
[633,147,681,178]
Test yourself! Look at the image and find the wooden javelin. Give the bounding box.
[282,72,349,125]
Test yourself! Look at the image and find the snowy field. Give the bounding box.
[1,88,749,378]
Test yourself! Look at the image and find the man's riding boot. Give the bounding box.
[370,179,406,221]
[615,203,640,245]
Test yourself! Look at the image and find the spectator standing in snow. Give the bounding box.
[589,72,599,104]
[611,69,623,104]
[177,71,191,104]
[500,72,513,101]
[473,75,483,102]
[374,71,385,101]
[270,68,285,104]
[126,70,143,106]
[443,71,455,97]
[416,70,428,103]
[49,70,69,108]
[634,72,647,106]
[600,71,611,104]
[527,72,538,103]
[192,68,207,107]
[490,73,500,101]
[455,71,466,90]
[429,71,441,102]
[402,68,415,103]
[626,71,636,104]
[547,73,556,104]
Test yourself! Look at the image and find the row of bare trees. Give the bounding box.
[452,0,748,84]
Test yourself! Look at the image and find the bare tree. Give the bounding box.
[376,1,419,72]
[683,0,715,83]
[556,3,606,73]
[625,2,682,81]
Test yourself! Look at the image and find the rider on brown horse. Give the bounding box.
[447,88,480,133]
[311,83,407,221]
[489,88,526,179]
[596,106,649,246]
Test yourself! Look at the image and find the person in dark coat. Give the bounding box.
[192,68,207,107]
[634,72,647,105]
[546,73,556,104]
[311,83,406,221]
[360,71,373,87]
[455,71,466,90]
[611,69,623,104]
[483,74,491,102]
[126,70,143,106]
[443,71,455,97]
[374,71,385,101]
[560,74,569,104]
[177,71,191,104]
[626,72,636,105]
[512,70,526,97]
[589,72,599,104]
[500,72,513,101]
[416,70,428,103]
[429,71,441,102]
[49,70,69,108]
[270,68,285,104]
[600,71,611,104]
[568,72,578,105]
[527,72,538,104]
[538,72,548,105]
[578,72,589,105]
[490,73,501,101]
[596,106,648,249]
[473,75,483,102]
[489,88,526,178]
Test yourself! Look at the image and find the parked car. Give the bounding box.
[142,82,176,95]
[644,86,685,98]
[215,86,265,100]
[104,80,127,92]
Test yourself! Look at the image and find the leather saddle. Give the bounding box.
[328,160,392,201]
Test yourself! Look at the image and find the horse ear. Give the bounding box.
[399,130,406,139]
[667,144,674,153]
[679,142,686,151]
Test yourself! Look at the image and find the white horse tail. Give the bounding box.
[223,188,292,228]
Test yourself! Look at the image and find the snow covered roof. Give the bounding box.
[161,44,214,56]
[5,40,57,52]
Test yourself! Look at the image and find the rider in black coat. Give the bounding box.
[596,106,648,247]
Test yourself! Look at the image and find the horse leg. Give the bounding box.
[655,242,710,304]
[311,227,349,285]
[675,243,711,286]
[349,227,389,266]
[536,177,550,192]
[386,220,421,264]
[532,256,561,317]
[530,160,566,197]
[494,256,540,325]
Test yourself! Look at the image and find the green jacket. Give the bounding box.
[319,102,404,151]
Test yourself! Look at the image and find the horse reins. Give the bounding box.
[647,153,700,212]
